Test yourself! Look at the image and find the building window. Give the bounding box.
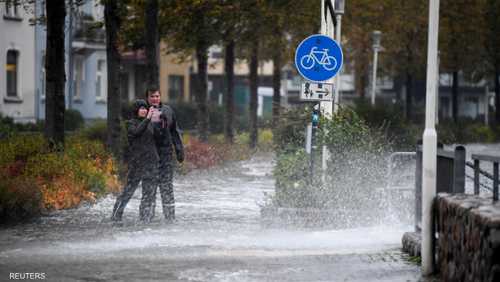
[6,50,18,97]
[4,0,20,18]
[168,75,184,102]
[73,56,84,100]
[96,59,106,101]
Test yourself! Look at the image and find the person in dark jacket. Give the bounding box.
[146,87,184,221]
[111,99,159,222]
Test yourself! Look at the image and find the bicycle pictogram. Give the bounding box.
[295,34,343,82]
[300,47,337,71]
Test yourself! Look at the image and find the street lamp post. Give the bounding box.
[371,30,381,106]
[333,0,345,113]
[422,0,440,276]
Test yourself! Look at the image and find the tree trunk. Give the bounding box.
[356,67,368,99]
[452,71,459,122]
[249,39,259,149]
[145,0,159,88]
[104,0,122,160]
[195,41,209,142]
[224,38,235,144]
[45,0,66,149]
[272,50,281,129]
[495,65,500,125]
[406,72,413,121]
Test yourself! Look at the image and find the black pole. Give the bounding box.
[310,104,320,183]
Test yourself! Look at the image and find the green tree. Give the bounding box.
[440,0,483,122]
[481,0,500,124]
[260,0,319,128]
[382,0,427,120]
[159,1,222,142]
[218,2,241,144]
[343,0,386,99]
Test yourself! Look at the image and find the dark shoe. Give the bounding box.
[111,215,122,222]
[163,217,175,224]
[112,221,124,227]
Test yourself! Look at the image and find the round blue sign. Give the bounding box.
[295,34,343,82]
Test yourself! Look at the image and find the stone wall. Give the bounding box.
[436,193,500,282]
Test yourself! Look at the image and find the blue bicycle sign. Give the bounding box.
[295,34,343,82]
[300,47,337,71]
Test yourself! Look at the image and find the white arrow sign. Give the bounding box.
[301,82,334,101]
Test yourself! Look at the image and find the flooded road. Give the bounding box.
[0,154,421,281]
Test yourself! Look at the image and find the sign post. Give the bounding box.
[295,32,343,181]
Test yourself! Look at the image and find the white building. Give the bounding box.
[35,0,108,121]
[0,2,36,123]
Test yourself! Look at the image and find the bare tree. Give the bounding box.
[224,37,235,144]
[45,0,66,149]
[249,39,259,149]
[145,0,159,87]
[104,0,122,160]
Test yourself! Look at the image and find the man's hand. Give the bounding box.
[151,108,161,122]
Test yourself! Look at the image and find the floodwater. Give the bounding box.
[0,154,422,282]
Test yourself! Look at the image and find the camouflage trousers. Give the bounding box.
[156,147,175,221]
[111,164,158,222]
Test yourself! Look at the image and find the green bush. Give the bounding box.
[273,106,310,153]
[0,134,49,166]
[352,99,419,149]
[0,175,42,222]
[79,120,108,144]
[64,109,84,131]
[273,149,318,208]
[0,114,44,139]
[273,107,391,209]
[170,102,198,130]
[437,118,500,144]
[209,104,225,134]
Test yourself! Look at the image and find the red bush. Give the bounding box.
[184,138,222,170]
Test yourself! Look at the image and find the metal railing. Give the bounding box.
[470,154,499,201]
[385,151,416,190]
[415,144,466,231]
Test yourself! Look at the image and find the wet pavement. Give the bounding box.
[0,154,425,282]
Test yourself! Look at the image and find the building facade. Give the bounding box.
[0,1,36,123]
[34,0,108,121]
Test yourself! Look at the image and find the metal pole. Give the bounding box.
[371,47,378,106]
[321,0,334,118]
[311,104,320,182]
[422,0,440,276]
[306,123,312,154]
[453,146,465,194]
[493,162,498,201]
[435,52,440,124]
[485,85,489,126]
[320,0,334,178]
[474,159,480,195]
[415,143,423,232]
[334,13,342,114]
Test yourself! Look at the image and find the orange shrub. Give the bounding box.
[38,172,96,210]
[0,133,122,221]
